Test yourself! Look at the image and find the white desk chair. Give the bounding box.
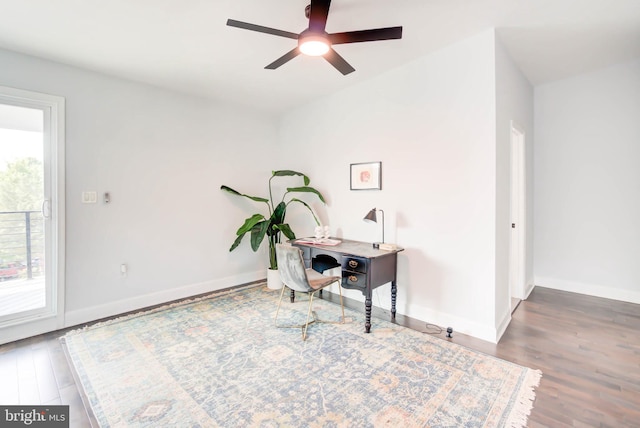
[274,244,345,340]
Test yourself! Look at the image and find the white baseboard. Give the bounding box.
[64,270,264,328]
[321,288,501,343]
[495,309,512,343]
[1,315,58,346]
[534,276,640,305]
[334,283,505,343]
[405,302,501,344]
[523,281,535,299]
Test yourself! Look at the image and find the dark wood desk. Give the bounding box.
[292,238,404,333]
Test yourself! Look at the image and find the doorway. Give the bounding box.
[0,86,65,343]
[509,121,526,312]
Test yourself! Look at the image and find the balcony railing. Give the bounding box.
[0,210,44,280]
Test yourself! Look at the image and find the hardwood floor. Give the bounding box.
[1,286,638,427]
[0,326,91,427]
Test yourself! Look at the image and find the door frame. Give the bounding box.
[0,86,65,344]
[509,121,526,301]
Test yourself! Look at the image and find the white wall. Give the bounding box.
[0,48,277,331]
[0,29,543,344]
[279,31,505,342]
[534,58,640,303]
[494,36,534,334]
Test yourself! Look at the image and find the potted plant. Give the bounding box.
[221,170,326,289]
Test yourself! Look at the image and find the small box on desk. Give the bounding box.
[378,243,398,251]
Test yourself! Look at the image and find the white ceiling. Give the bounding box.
[0,0,638,115]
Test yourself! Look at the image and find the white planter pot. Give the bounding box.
[266,268,283,290]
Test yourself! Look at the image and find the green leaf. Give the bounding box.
[288,198,321,226]
[271,201,287,227]
[229,233,245,252]
[220,185,269,203]
[272,170,310,186]
[236,214,266,236]
[229,214,265,252]
[286,186,326,204]
[223,170,324,266]
[250,221,270,251]
[275,223,296,240]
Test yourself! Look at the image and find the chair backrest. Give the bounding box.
[275,244,314,293]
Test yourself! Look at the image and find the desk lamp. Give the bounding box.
[363,208,384,249]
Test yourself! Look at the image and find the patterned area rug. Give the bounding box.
[62,284,541,427]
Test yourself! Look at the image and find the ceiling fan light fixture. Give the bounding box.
[298,31,330,56]
[226,0,403,75]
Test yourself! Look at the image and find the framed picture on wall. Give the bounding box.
[350,161,381,190]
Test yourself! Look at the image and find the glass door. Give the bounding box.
[0,104,46,319]
[0,87,64,341]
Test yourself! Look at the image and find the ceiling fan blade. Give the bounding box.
[265,48,301,70]
[226,19,299,39]
[308,0,331,32]
[324,48,355,75]
[329,26,403,45]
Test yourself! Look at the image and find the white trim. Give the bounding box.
[64,270,264,328]
[510,120,525,136]
[534,276,640,305]
[523,281,535,299]
[1,316,61,345]
[0,85,65,341]
[509,121,527,300]
[53,95,66,330]
[405,301,501,344]
[495,309,512,343]
[334,285,505,343]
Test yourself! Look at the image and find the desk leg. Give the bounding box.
[365,293,372,334]
[391,281,397,321]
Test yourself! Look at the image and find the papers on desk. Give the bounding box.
[295,238,342,246]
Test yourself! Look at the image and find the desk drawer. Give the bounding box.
[342,256,367,273]
[342,271,366,288]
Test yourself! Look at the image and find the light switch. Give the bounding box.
[82,191,97,204]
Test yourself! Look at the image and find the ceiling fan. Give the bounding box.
[226,0,403,75]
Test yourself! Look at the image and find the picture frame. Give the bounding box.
[350,161,382,190]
